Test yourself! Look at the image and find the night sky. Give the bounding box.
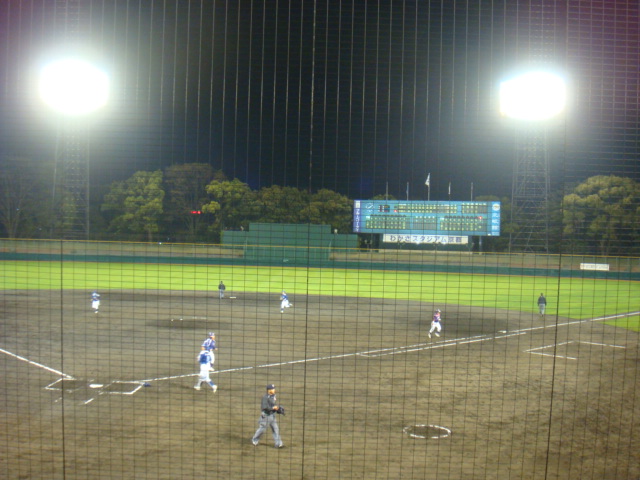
[1,0,638,201]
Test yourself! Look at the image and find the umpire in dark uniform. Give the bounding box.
[251,384,284,448]
[538,293,547,317]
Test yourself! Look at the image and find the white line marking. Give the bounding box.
[142,310,638,383]
[403,424,452,440]
[529,352,577,360]
[362,332,526,358]
[526,341,573,353]
[9,309,634,404]
[106,383,143,395]
[510,310,640,336]
[525,337,627,361]
[0,347,74,379]
[592,311,640,321]
[578,340,626,348]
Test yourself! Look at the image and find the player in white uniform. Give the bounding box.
[194,350,217,392]
[428,309,442,338]
[280,291,292,313]
[91,292,101,313]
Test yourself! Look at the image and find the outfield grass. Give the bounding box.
[604,315,640,332]
[2,261,639,324]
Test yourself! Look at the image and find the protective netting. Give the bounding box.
[1,1,639,479]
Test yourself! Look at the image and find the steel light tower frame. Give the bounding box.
[500,69,566,254]
[509,126,551,252]
[55,0,86,240]
[501,1,566,253]
[42,1,109,239]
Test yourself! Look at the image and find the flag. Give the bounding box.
[425,174,430,187]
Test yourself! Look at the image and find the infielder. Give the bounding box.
[218,281,226,299]
[428,309,442,338]
[201,332,217,371]
[280,291,292,313]
[251,384,284,448]
[194,350,217,392]
[91,292,101,314]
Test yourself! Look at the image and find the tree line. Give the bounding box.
[1,158,638,256]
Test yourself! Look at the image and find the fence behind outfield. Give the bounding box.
[1,238,639,281]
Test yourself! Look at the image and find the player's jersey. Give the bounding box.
[432,313,441,323]
[198,351,212,365]
[281,293,288,301]
[92,293,100,301]
[202,338,216,351]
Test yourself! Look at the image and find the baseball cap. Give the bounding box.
[266,384,276,390]
[435,309,441,312]
[208,332,215,336]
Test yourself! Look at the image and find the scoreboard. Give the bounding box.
[353,200,501,236]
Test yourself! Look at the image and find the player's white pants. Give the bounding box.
[195,364,215,388]
[92,300,100,311]
[281,299,291,310]
[429,321,442,334]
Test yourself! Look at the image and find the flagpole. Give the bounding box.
[425,173,431,201]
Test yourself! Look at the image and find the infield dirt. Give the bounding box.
[1,289,638,479]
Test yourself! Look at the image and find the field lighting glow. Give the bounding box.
[38,59,109,115]
[499,71,566,121]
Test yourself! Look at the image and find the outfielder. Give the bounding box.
[428,309,442,338]
[91,292,101,314]
[194,350,217,392]
[280,291,292,313]
[251,384,284,448]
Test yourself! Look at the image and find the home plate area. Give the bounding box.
[46,377,146,400]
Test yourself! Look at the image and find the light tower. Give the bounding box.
[500,71,566,253]
[37,1,109,239]
[39,58,109,239]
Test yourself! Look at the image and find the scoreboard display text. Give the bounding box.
[353,200,501,236]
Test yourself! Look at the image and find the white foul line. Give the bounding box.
[0,347,74,379]
[578,340,626,348]
[143,310,639,382]
[4,309,637,402]
[360,332,526,358]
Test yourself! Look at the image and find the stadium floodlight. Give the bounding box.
[37,57,110,239]
[38,58,109,116]
[499,69,567,253]
[499,71,566,121]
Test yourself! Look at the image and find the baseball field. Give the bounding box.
[1,259,639,479]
